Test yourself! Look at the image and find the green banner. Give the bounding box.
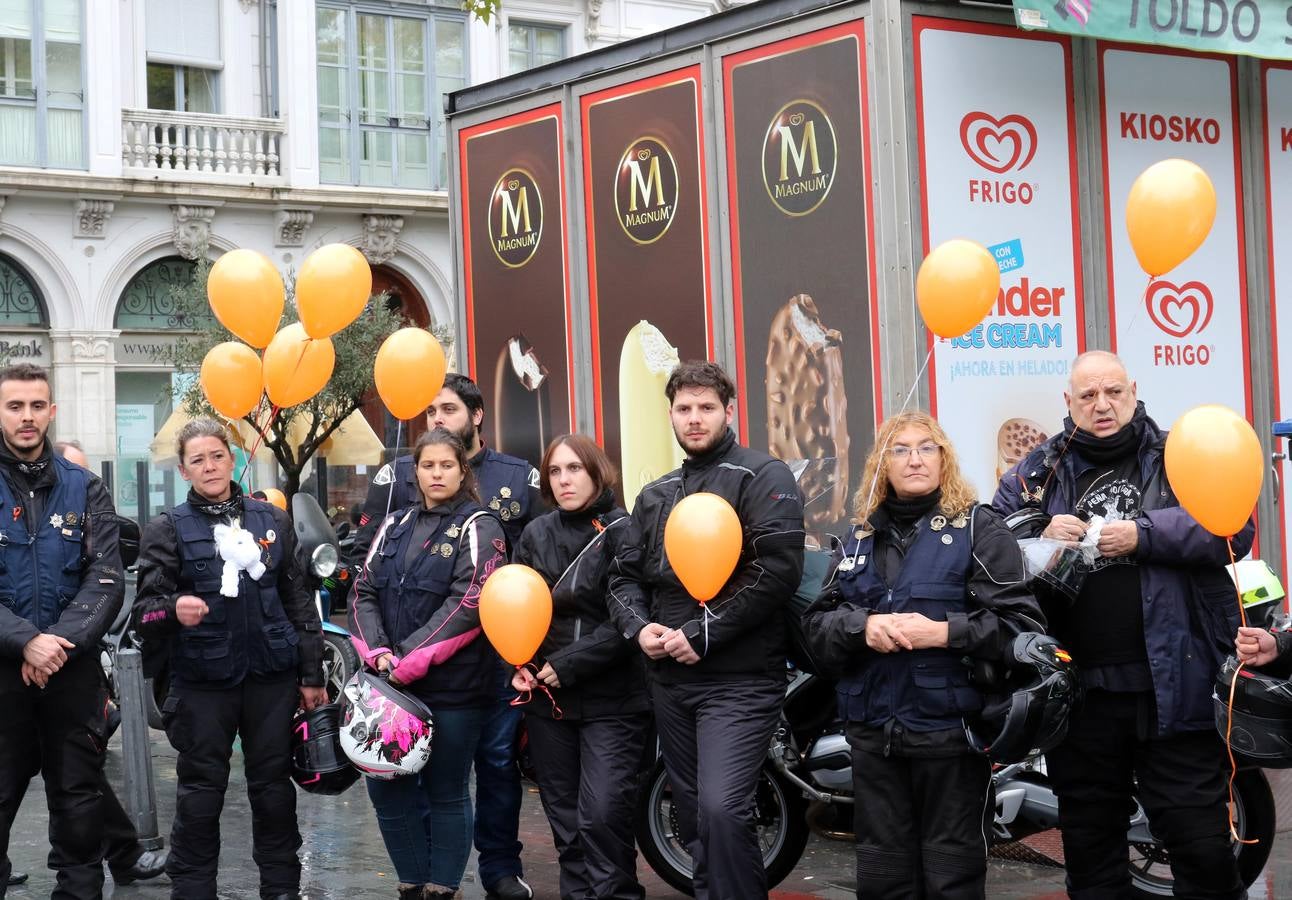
[1013,1,1292,60]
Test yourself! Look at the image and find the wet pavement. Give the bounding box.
[6,729,1292,899]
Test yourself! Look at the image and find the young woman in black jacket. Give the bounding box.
[511,434,650,900]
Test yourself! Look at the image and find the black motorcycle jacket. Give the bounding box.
[607,429,806,683]
[513,490,649,719]
[132,483,324,687]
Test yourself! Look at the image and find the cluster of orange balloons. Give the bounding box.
[200,244,372,420]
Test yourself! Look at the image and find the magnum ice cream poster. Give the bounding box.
[580,68,713,509]
[460,104,573,469]
[723,22,878,537]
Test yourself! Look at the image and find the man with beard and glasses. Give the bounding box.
[0,364,124,898]
[607,360,805,900]
[353,372,541,900]
[994,350,1249,900]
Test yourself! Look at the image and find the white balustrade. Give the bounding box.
[121,109,284,182]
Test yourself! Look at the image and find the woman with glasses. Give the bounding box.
[802,411,1043,900]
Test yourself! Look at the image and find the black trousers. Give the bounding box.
[162,673,302,900]
[0,654,109,900]
[651,678,783,900]
[102,775,143,872]
[1048,690,1243,900]
[848,727,992,900]
[526,712,651,900]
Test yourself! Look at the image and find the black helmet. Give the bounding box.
[1214,655,1292,767]
[292,703,361,795]
[965,632,1080,764]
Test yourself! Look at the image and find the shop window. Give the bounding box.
[114,257,209,330]
[0,253,47,326]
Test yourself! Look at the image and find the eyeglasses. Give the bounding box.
[889,443,941,461]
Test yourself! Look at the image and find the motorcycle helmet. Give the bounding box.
[1214,655,1292,767]
[965,632,1080,764]
[1004,508,1088,605]
[291,703,360,795]
[338,670,434,779]
[1228,560,1286,629]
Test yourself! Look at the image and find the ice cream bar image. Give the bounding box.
[766,294,850,529]
[620,320,686,512]
[491,334,551,469]
[996,417,1048,482]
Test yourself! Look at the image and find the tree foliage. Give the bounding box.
[155,253,452,497]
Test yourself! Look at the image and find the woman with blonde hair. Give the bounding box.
[803,411,1043,900]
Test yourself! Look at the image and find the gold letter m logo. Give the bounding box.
[626,155,664,212]
[778,120,821,182]
[499,187,532,238]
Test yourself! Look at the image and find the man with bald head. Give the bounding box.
[994,351,1251,899]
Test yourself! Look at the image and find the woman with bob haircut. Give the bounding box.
[511,433,650,900]
[132,417,325,900]
[350,427,508,900]
[802,411,1044,900]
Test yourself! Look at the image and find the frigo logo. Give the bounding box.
[614,137,679,245]
[762,100,837,217]
[488,168,543,268]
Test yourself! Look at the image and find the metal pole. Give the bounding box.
[134,460,149,527]
[115,649,163,850]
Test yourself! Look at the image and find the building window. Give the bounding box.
[0,0,84,169]
[317,4,466,191]
[508,21,564,74]
[114,257,204,330]
[143,0,221,112]
[0,254,47,326]
[146,64,219,113]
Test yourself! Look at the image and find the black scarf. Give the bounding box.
[188,481,244,519]
[559,487,616,525]
[1062,401,1148,465]
[0,438,55,496]
[882,487,942,531]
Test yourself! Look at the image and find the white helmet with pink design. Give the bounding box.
[338,670,434,779]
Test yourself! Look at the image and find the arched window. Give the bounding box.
[0,254,49,327]
[114,256,204,329]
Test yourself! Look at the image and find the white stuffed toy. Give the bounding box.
[213,523,266,598]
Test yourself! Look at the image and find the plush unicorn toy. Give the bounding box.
[213,523,266,598]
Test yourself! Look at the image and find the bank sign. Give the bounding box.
[1015,0,1292,61]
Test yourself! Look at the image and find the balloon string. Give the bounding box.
[236,404,280,491]
[853,345,934,534]
[1224,537,1257,845]
[383,419,404,521]
[508,664,563,719]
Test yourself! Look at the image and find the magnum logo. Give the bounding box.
[614,137,679,244]
[488,168,543,268]
[762,100,838,217]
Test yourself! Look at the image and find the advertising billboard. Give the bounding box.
[722,20,879,538]
[1101,46,1251,427]
[1266,63,1292,569]
[460,105,574,469]
[580,68,714,508]
[914,18,1085,499]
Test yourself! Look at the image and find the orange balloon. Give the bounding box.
[664,493,743,603]
[1126,159,1217,277]
[207,249,285,348]
[262,322,336,408]
[296,244,373,339]
[915,239,1000,339]
[261,488,287,511]
[1164,405,1262,537]
[375,328,447,420]
[479,564,553,666]
[200,342,263,419]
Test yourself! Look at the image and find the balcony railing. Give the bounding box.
[121,109,285,184]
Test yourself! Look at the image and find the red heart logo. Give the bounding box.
[959,112,1039,174]
[1145,280,1214,339]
